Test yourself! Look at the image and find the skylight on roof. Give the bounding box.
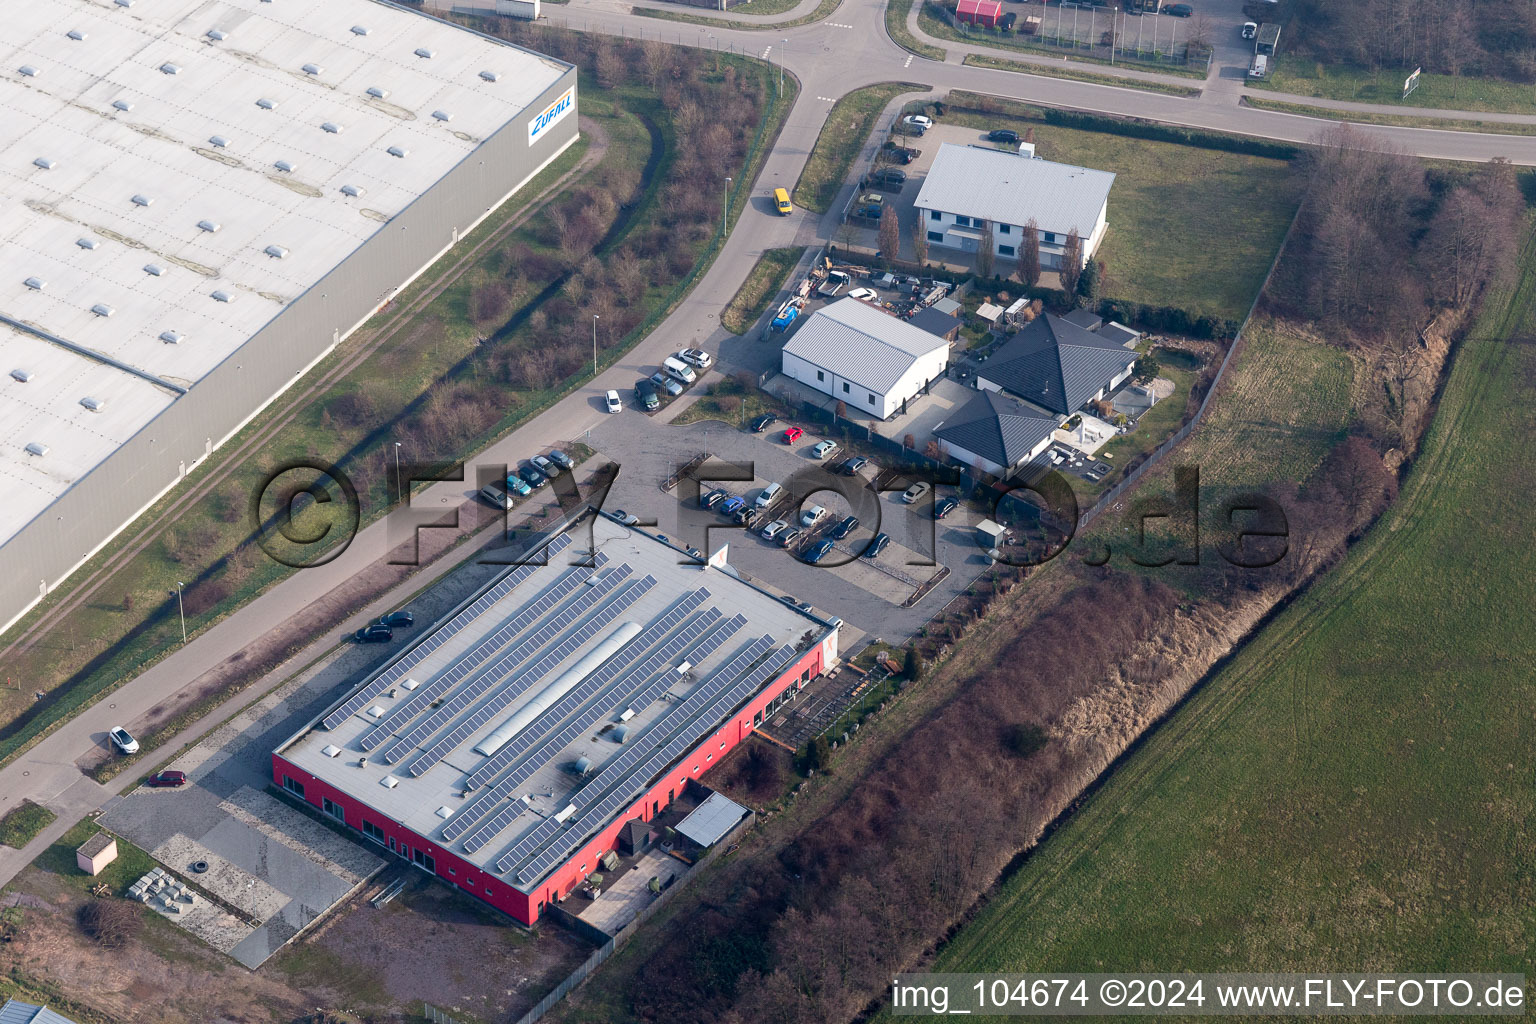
[81,396,105,412]
[33,157,55,170]
[414,47,435,58]
[90,303,115,318]
[366,86,388,99]
[23,277,45,291]
[10,369,33,383]
[264,245,289,259]
[67,29,86,41]
[76,238,99,250]
[159,63,182,75]
[321,122,341,134]
[207,28,228,41]
[340,184,364,197]
[256,98,276,110]
[197,219,220,233]
[479,70,501,82]
[211,289,233,303]
[387,145,408,158]
[274,159,296,173]
[159,329,183,344]
[131,194,152,207]
[432,110,452,122]
[350,25,370,35]
[24,442,49,457]
[143,264,165,276]
[112,98,133,111]
[18,65,40,78]
[208,135,228,148]
[302,63,323,76]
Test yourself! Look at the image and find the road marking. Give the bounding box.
[903,54,914,67]
[817,95,837,102]
[827,21,853,28]
[759,46,772,58]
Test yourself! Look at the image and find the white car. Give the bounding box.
[810,440,839,460]
[761,519,788,540]
[108,726,140,755]
[801,505,828,527]
[604,389,622,414]
[755,481,782,509]
[903,114,934,129]
[902,480,931,504]
[847,287,879,302]
[678,348,713,369]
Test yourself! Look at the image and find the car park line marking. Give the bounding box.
[903,54,914,67]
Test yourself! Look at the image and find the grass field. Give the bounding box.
[944,96,1307,321]
[795,82,930,213]
[1242,95,1536,137]
[0,800,55,849]
[962,53,1202,96]
[909,226,1536,994]
[630,0,838,30]
[887,0,946,62]
[722,247,803,333]
[1248,57,1536,115]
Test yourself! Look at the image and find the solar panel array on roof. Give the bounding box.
[358,558,610,752]
[320,537,570,729]
[451,607,747,854]
[403,574,658,777]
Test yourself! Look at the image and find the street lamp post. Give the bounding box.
[393,441,402,502]
[723,177,731,233]
[592,314,600,376]
[174,581,186,643]
[780,38,788,93]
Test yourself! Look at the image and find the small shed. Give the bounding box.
[977,519,1007,546]
[620,818,652,856]
[908,306,964,343]
[675,792,749,849]
[956,0,1003,27]
[974,302,1004,325]
[75,833,117,877]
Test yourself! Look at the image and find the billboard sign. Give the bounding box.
[1404,66,1421,97]
[529,86,575,145]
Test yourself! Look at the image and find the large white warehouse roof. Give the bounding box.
[0,0,567,544]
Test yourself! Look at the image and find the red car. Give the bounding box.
[148,770,188,787]
[783,427,803,444]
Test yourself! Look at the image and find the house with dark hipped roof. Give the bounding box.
[975,313,1137,416]
[932,389,1060,477]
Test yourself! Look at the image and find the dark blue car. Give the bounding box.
[805,538,835,564]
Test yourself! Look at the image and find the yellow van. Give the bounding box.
[774,187,793,216]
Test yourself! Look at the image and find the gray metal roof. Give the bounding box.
[908,306,963,339]
[934,389,1058,468]
[0,1000,79,1024]
[978,314,1136,415]
[781,298,950,395]
[913,144,1115,235]
[674,791,749,848]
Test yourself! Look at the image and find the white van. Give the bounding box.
[1248,54,1269,78]
[662,355,697,385]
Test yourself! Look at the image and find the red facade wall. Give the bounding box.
[273,643,826,926]
[956,0,1001,25]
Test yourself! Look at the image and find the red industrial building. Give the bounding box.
[956,0,1003,27]
[272,512,840,926]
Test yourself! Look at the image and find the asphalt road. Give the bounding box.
[5,0,1534,884]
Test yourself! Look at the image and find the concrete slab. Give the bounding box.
[575,849,683,936]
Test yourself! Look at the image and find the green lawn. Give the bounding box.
[722,247,804,333]
[912,226,1536,991]
[887,0,946,62]
[795,82,931,213]
[943,97,1306,321]
[0,800,56,849]
[28,819,157,895]
[1249,56,1536,115]
[1243,95,1536,137]
[962,53,1201,96]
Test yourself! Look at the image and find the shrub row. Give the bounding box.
[1040,108,1302,160]
[1096,299,1240,340]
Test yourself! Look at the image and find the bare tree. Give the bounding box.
[976,223,995,280]
[878,205,900,264]
[911,218,929,267]
[1017,217,1041,289]
[1058,228,1083,296]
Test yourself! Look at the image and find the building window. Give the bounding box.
[322,797,345,822]
[412,848,436,873]
[927,231,943,242]
[999,244,1015,257]
[999,223,1012,235]
[448,867,456,876]
[485,888,492,896]
[706,754,714,763]
[816,370,824,382]
[954,214,970,227]
[362,819,386,844]
[754,710,763,726]
[1044,231,1056,244]
[282,776,305,798]
[868,393,876,406]
[929,210,941,221]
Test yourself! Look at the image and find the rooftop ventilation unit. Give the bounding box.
[33,157,55,170]
[273,159,296,173]
[10,369,33,383]
[80,396,105,412]
[25,442,49,457]
[350,25,370,35]
[400,677,421,690]
[611,725,630,743]
[366,86,388,99]
[143,263,164,276]
[210,289,232,303]
[381,776,399,788]
[431,109,452,122]
[114,0,134,7]
[112,98,133,111]
[197,219,220,233]
[264,244,289,259]
[90,303,115,317]
[207,28,228,41]
[159,63,181,75]
[19,65,40,78]
[67,29,86,40]
[320,121,340,134]
[23,277,45,291]
[479,70,500,82]
[366,705,384,718]
[77,238,99,250]
[554,803,578,822]
[340,183,364,197]
[414,47,434,58]
[131,194,152,207]
[386,145,408,158]
[322,744,341,758]
[159,329,183,344]
[301,63,323,76]
[208,135,228,148]
[256,97,275,110]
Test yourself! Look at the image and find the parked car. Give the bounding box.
[354,623,392,644]
[883,144,917,164]
[701,488,730,511]
[778,526,802,548]
[480,482,515,510]
[774,186,793,215]
[719,496,747,517]
[662,355,697,385]
[810,439,839,460]
[1164,2,1192,14]
[547,449,575,471]
[805,538,835,565]
[847,287,879,302]
[651,371,684,398]
[1241,20,1257,39]
[903,114,934,129]
[864,532,891,558]
[783,426,803,444]
[610,509,641,525]
[818,270,850,297]
[505,474,533,497]
[756,482,783,509]
[605,388,623,414]
[801,505,828,527]
[870,167,907,188]
[841,456,869,476]
[761,519,788,540]
[108,726,140,755]
[518,462,548,489]
[378,610,414,629]
[731,506,757,526]
[635,378,660,411]
[678,348,713,369]
[934,495,959,519]
[830,515,859,540]
[148,769,188,787]
[855,192,885,219]
[531,453,560,478]
[902,480,931,504]
[987,128,1020,144]
[751,413,778,433]
[901,122,927,137]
